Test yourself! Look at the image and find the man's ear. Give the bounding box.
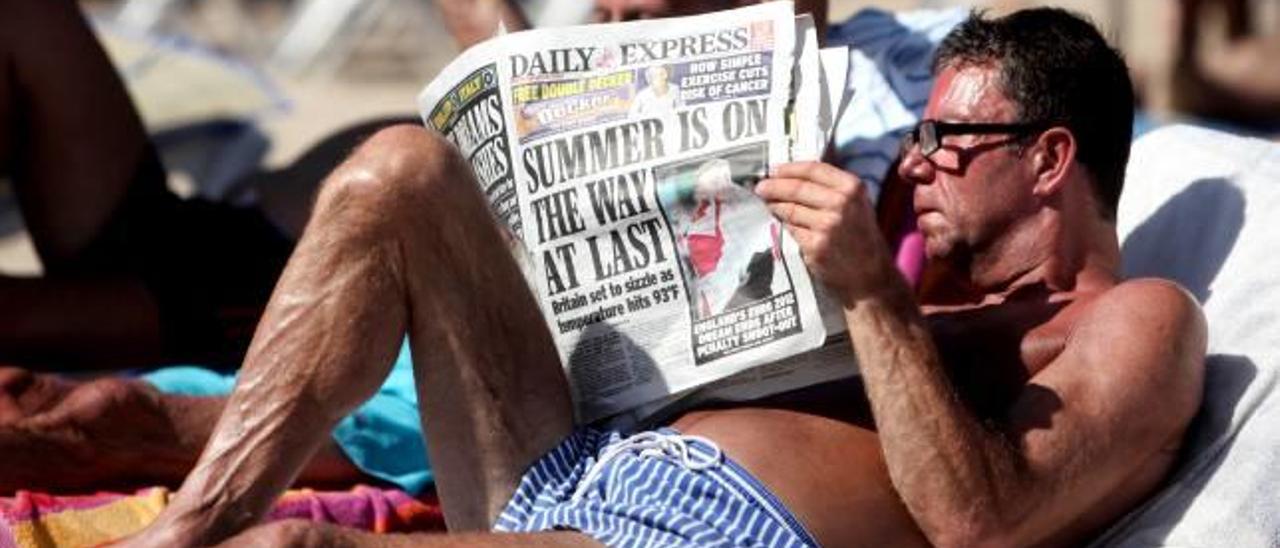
[1029,127,1076,197]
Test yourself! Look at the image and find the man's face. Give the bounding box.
[592,0,825,22]
[899,64,1039,262]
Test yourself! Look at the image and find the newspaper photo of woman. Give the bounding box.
[629,64,684,117]
[658,153,791,320]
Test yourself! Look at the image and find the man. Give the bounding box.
[124,8,1205,547]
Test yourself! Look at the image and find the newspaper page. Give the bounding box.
[418,2,854,423]
[605,32,863,430]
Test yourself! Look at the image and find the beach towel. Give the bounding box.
[0,485,444,548]
[143,339,432,495]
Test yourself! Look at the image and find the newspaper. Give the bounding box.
[418,2,858,424]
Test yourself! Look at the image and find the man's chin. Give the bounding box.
[921,235,952,262]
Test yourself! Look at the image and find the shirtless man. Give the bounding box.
[125,8,1204,547]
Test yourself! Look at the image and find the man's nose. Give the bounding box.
[897,141,935,185]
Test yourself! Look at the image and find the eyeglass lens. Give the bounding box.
[902,121,940,158]
[919,122,938,156]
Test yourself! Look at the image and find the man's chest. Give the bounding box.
[926,299,1082,418]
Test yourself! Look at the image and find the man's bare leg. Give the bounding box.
[0,368,368,493]
[130,126,578,546]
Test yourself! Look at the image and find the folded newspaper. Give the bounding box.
[418,2,859,425]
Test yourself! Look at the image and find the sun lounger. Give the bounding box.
[1093,125,1280,547]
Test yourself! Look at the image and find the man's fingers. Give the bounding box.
[756,177,844,210]
[766,201,838,231]
[772,161,863,194]
[780,223,818,250]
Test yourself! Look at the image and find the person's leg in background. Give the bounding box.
[0,0,171,368]
[0,0,416,493]
[0,0,412,369]
[1173,0,1280,130]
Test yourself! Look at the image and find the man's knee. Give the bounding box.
[314,125,483,229]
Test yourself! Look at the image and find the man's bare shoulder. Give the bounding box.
[1078,277,1207,358]
[1054,277,1207,434]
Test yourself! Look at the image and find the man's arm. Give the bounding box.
[847,279,1204,546]
[758,162,1206,546]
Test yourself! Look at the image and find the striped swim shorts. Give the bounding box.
[494,427,818,547]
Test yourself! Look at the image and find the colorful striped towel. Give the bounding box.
[0,485,444,548]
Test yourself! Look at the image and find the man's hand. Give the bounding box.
[756,162,899,305]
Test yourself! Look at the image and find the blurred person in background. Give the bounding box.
[0,0,428,495]
[438,0,829,49]
[1173,0,1280,132]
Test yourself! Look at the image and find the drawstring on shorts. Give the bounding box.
[571,431,723,501]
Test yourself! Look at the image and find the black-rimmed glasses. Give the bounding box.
[901,120,1049,158]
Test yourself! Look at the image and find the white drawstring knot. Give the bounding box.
[571,431,723,501]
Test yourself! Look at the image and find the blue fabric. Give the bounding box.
[495,427,817,547]
[141,339,431,494]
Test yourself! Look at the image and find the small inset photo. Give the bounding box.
[654,143,793,320]
[630,64,684,117]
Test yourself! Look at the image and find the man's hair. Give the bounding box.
[933,8,1134,220]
